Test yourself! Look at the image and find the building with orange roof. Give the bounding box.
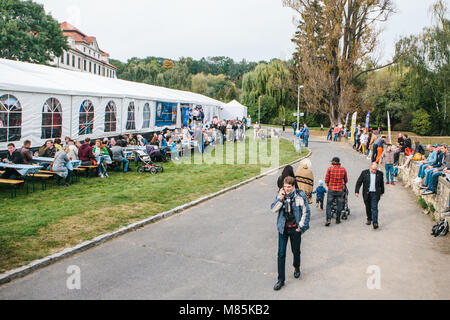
[51,22,117,78]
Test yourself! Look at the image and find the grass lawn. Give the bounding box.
[0,135,308,273]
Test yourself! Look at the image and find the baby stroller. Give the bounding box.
[331,184,351,220]
[134,150,164,175]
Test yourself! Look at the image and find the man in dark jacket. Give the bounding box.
[78,138,96,165]
[355,162,385,229]
[18,140,33,164]
[1,143,24,179]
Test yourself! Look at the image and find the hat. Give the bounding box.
[331,157,340,164]
[433,144,441,148]
[318,180,324,187]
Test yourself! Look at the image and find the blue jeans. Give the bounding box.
[418,163,429,178]
[371,145,378,162]
[326,190,344,221]
[327,132,332,140]
[427,171,442,193]
[334,133,339,141]
[303,135,309,148]
[120,158,129,172]
[277,227,301,283]
[364,192,379,225]
[385,164,394,183]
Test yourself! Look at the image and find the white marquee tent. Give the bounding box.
[0,58,224,151]
[220,99,248,121]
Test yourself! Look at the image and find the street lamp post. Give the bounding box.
[297,85,304,132]
[258,95,261,125]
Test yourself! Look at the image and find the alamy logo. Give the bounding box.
[366,265,381,290]
[66,265,81,290]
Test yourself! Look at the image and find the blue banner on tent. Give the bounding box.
[155,102,177,127]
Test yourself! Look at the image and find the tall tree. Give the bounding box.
[0,0,67,64]
[283,0,396,125]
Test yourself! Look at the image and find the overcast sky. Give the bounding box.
[35,0,438,64]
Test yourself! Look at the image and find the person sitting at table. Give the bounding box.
[150,134,159,146]
[137,135,148,146]
[38,140,56,158]
[158,134,168,156]
[65,140,78,160]
[52,148,73,187]
[92,140,111,178]
[64,136,71,146]
[111,140,129,172]
[128,134,137,146]
[78,138,96,165]
[1,143,24,179]
[18,140,33,165]
[54,138,63,151]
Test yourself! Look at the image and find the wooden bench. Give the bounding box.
[73,167,86,182]
[0,178,24,198]
[27,173,54,191]
[79,165,98,177]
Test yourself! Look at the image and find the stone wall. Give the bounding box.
[396,153,450,223]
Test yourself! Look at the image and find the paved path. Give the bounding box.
[1,133,449,299]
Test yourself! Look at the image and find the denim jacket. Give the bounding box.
[270,189,311,235]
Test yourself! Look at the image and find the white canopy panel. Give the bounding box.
[220,99,248,120]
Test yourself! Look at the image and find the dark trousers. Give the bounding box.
[371,144,378,162]
[1,169,19,180]
[326,190,344,221]
[316,197,324,209]
[277,227,301,283]
[364,192,379,225]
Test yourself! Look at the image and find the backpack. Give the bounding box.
[431,219,449,237]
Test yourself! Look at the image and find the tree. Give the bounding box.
[240,59,292,112]
[0,0,67,64]
[283,0,396,125]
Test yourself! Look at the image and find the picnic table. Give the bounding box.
[32,157,81,168]
[0,162,43,176]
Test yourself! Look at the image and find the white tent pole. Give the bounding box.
[70,95,73,138]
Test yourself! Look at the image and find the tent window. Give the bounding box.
[79,100,94,135]
[0,94,22,143]
[126,102,136,130]
[104,101,117,133]
[143,103,151,129]
[41,98,62,139]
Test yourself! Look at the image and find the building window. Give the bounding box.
[72,55,75,67]
[126,102,136,130]
[143,103,151,129]
[61,53,64,64]
[78,57,81,69]
[89,61,92,73]
[84,60,86,71]
[0,94,22,142]
[104,101,117,133]
[79,100,94,135]
[41,98,62,139]
[66,53,70,65]
[98,65,101,75]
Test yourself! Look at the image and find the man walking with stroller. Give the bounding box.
[324,157,348,226]
[355,163,385,229]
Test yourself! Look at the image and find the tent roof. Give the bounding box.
[0,58,224,107]
[225,99,247,109]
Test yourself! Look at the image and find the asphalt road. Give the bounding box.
[0,133,449,299]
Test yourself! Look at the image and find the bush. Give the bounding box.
[417,196,428,210]
[411,109,432,135]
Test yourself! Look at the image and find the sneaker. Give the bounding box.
[99,173,105,178]
[386,181,390,184]
[421,190,434,195]
[325,220,331,227]
[391,182,395,185]
[419,185,428,189]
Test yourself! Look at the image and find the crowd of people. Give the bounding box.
[1,115,251,187]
